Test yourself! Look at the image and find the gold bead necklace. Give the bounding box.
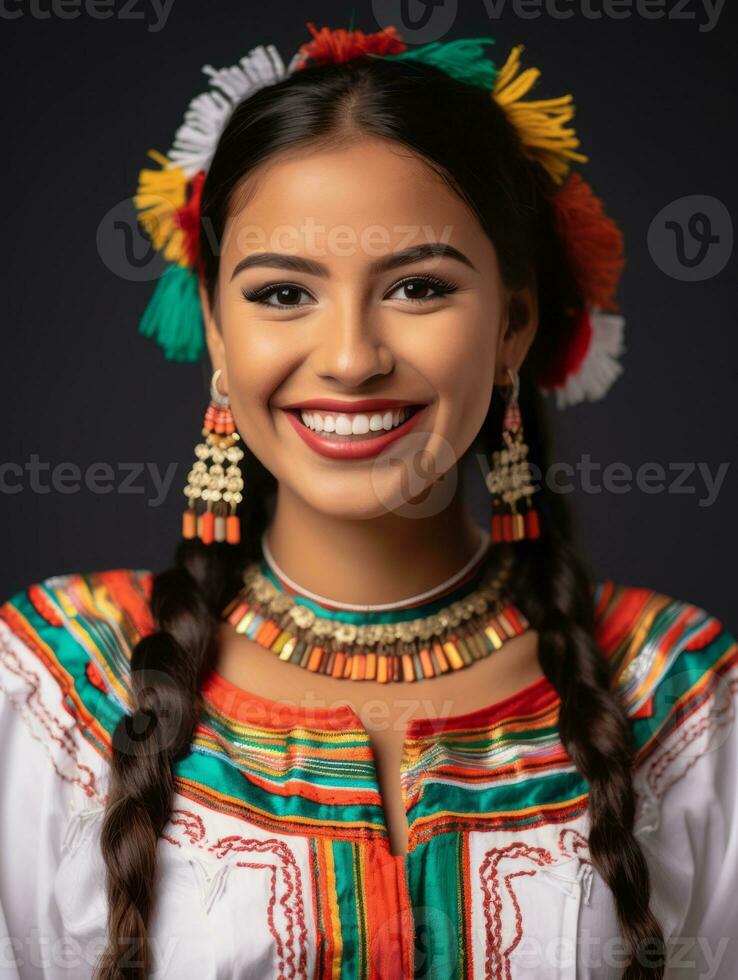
[223,532,529,683]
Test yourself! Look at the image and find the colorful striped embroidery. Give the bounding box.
[1,567,737,979]
[1,569,735,840]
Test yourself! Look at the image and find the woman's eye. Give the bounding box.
[384,275,458,305]
[241,275,458,310]
[241,284,315,309]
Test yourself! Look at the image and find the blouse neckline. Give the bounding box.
[199,664,559,738]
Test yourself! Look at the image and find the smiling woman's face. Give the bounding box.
[201,135,536,520]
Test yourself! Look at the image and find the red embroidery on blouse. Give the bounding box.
[557,827,592,864]
[163,808,309,980]
[0,628,102,800]
[480,842,556,979]
[161,808,206,847]
[645,675,738,799]
[478,831,592,980]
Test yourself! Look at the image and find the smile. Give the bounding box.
[280,399,428,460]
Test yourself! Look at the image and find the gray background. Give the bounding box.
[1,0,736,626]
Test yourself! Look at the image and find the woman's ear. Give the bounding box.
[198,280,227,380]
[494,284,539,385]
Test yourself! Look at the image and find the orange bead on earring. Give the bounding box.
[486,368,541,543]
[182,369,244,545]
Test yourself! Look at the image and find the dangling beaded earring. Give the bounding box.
[182,368,244,545]
[486,367,541,543]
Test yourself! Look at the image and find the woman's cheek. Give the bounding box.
[403,312,496,429]
[221,316,294,403]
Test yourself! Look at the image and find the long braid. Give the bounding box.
[488,375,665,978]
[94,457,273,979]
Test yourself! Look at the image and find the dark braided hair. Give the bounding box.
[95,53,664,978]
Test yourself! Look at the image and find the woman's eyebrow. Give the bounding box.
[229,243,477,281]
[230,252,327,280]
[371,243,477,275]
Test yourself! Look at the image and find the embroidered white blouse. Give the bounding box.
[0,567,736,979]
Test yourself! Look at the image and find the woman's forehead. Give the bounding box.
[222,139,492,270]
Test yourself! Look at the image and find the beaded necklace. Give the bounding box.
[223,531,530,683]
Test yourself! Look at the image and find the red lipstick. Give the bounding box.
[283,404,428,460]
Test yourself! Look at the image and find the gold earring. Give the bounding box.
[487,367,541,543]
[182,368,244,544]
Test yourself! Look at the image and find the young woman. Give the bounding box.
[0,22,735,980]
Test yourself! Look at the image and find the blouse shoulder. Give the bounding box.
[593,580,738,968]
[595,579,738,803]
[593,577,737,716]
[0,569,155,972]
[0,567,154,773]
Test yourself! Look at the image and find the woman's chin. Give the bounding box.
[283,477,431,522]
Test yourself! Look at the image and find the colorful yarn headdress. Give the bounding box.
[134,22,626,409]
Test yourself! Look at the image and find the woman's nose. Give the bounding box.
[308,308,394,387]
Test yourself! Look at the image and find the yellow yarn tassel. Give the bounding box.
[133,149,189,266]
[493,45,588,184]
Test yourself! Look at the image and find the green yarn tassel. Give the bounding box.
[377,38,498,90]
[138,263,205,363]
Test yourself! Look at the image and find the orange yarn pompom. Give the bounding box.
[295,22,407,68]
[551,172,625,311]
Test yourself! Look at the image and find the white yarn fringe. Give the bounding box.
[545,309,626,410]
[166,44,303,177]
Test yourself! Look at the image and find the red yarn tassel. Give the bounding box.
[295,22,407,68]
[551,172,625,312]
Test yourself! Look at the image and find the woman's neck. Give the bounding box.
[265,482,484,607]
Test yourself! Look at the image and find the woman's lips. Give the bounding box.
[283,404,428,460]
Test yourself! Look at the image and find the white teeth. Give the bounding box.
[299,407,412,435]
